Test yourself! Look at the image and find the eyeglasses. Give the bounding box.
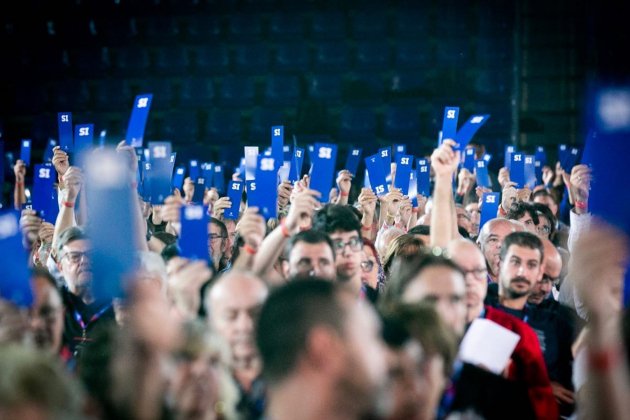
[209,234,227,241]
[361,260,375,272]
[542,273,559,284]
[332,237,363,253]
[462,267,488,281]
[537,225,551,234]
[62,251,90,264]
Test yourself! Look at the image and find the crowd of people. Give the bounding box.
[0,133,629,420]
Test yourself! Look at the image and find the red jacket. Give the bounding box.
[485,306,558,420]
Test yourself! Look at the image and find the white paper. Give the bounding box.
[458,318,521,375]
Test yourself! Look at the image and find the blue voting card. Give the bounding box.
[283,144,291,161]
[558,144,568,167]
[504,145,516,170]
[0,141,4,205]
[213,165,225,194]
[408,170,418,203]
[191,177,206,204]
[510,153,525,188]
[58,112,73,152]
[225,181,243,220]
[20,139,31,166]
[244,146,259,181]
[310,143,338,204]
[394,154,413,195]
[43,139,57,162]
[32,164,56,222]
[394,144,407,157]
[271,125,284,167]
[172,166,185,190]
[534,160,543,184]
[146,142,173,204]
[189,160,200,181]
[179,204,209,261]
[263,147,272,156]
[524,155,536,189]
[378,147,392,177]
[289,147,305,182]
[475,160,491,188]
[479,192,500,232]
[453,115,490,151]
[202,163,214,190]
[365,153,388,196]
[0,211,32,307]
[74,124,94,164]
[126,94,153,148]
[254,156,279,219]
[85,150,138,301]
[483,153,492,163]
[561,147,580,172]
[363,168,371,189]
[345,147,362,176]
[169,153,177,172]
[417,158,431,196]
[246,180,258,209]
[535,146,547,167]
[441,106,460,142]
[278,161,290,183]
[462,147,476,171]
[139,161,152,202]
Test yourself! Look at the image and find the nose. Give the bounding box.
[235,312,253,333]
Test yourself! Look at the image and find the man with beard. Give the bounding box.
[55,227,115,358]
[477,218,523,282]
[257,279,387,420]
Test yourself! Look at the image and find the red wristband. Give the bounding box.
[340,191,349,197]
[361,224,372,231]
[63,201,74,208]
[243,244,257,255]
[15,181,24,186]
[588,346,620,371]
[280,220,291,238]
[575,200,587,210]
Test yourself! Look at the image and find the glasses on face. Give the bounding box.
[360,260,375,272]
[462,267,488,281]
[537,225,551,235]
[542,273,559,284]
[209,234,227,241]
[62,251,90,264]
[332,237,363,253]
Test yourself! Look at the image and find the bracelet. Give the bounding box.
[575,200,588,210]
[588,346,621,372]
[62,201,74,208]
[243,243,258,255]
[361,224,372,231]
[280,220,291,238]
[340,191,349,197]
[15,181,24,186]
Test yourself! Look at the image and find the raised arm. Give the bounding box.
[430,139,460,247]
[13,160,26,210]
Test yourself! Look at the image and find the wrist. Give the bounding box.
[62,201,75,208]
[340,190,349,197]
[243,243,258,255]
[280,220,291,238]
[574,200,588,213]
[588,344,622,372]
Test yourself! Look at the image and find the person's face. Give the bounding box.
[528,249,562,305]
[465,204,481,236]
[360,245,379,290]
[499,245,543,299]
[207,223,227,267]
[285,241,336,280]
[533,195,558,217]
[29,276,64,353]
[384,341,425,420]
[480,222,513,279]
[517,214,537,234]
[456,208,472,234]
[535,214,552,239]
[210,277,268,363]
[451,247,488,320]
[402,266,467,336]
[329,230,363,281]
[171,350,223,418]
[224,219,237,260]
[58,239,92,295]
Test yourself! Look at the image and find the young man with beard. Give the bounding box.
[257,279,387,420]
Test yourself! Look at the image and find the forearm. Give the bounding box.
[361,211,376,241]
[337,192,349,205]
[431,174,456,247]
[13,182,25,210]
[132,194,149,251]
[76,190,88,226]
[52,205,76,250]
[252,227,287,279]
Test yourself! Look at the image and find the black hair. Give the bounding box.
[284,229,336,260]
[500,231,544,263]
[256,279,345,384]
[506,202,539,225]
[160,243,181,263]
[209,217,228,239]
[531,202,557,238]
[408,225,431,236]
[152,231,178,247]
[532,188,559,205]
[311,204,361,237]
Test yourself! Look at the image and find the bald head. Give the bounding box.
[448,239,489,322]
[528,239,562,306]
[477,218,521,281]
[207,271,268,365]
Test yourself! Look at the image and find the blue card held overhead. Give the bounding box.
[139,161,152,202]
[191,177,206,204]
[189,160,200,181]
[535,146,547,167]
[561,147,580,173]
[0,211,32,307]
[378,147,392,178]
[475,160,491,188]
[417,158,431,196]
[524,155,536,189]
[278,161,290,183]
[85,149,138,301]
[365,153,388,196]
[283,144,291,161]
[214,165,225,194]
[510,153,525,188]
[246,180,258,209]
[99,130,107,147]
[252,156,278,219]
[408,171,418,203]
[289,147,304,182]
[441,106,460,142]
[172,166,185,190]
[32,164,57,222]
[225,181,243,220]
[179,205,209,261]
[20,139,31,166]
[126,94,153,148]
[271,125,284,167]
[479,192,500,231]
[394,154,413,195]
[394,144,407,156]
[463,147,476,171]
[58,112,73,152]
[558,144,568,167]
[0,141,5,206]
[244,146,259,181]
[202,163,214,190]
[453,115,490,151]
[345,147,362,176]
[74,124,94,163]
[483,153,492,163]
[43,139,57,162]
[504,145,516,170]
[310,143,338,204]
[146,142,173,204]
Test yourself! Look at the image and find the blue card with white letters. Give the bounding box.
[365,154,388,196]
[191,177,206,204]
[253,156,278,219]
[0,211,32,307]
[74,124,94,163]
[32,164,56,222]
[453,115,490,151]
[309,143,338,204]
[483,153,492,164]
[394,154,413,195]
[475,160,491,188]
[524,155,536,189]
[202,163,214,190]
[189,160,200,181]
[213,165,225,194]
[480,192,500,231]
[244,146,259,181]
[125,94,153,148]
[558,144,568,167]
[225,181,243,220]
[271,126,284,167]
[345,147,362,175]
[20,139,31,166]
[58,112,73,152]
[146,142,173,204]
[179,205,209,261]
[246,180,258,209]
[394,144,407,157]
[504,145,516,170]
[378,147,392,177]
[43,139,57,162]
[172,166,185,190]
[462,147,476,171]
[561,147,580,172]
[416,158,431,196]
[441,106,459,142]
[510,153,525,188]
[289,147,304,182]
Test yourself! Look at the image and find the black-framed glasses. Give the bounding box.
[332,237,363,253]
[360,260,375,272]
[209,234,227,241]
[62,251,90,264]
[537,225,551,235]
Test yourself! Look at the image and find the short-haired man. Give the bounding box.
[257,279,387,420]
[208,217,229,272]
[476,218,522,282]
[282,230,336,280]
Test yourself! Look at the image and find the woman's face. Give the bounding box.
[360,245,379,290]
[171,350,223,419]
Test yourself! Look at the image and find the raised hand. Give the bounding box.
[19,209,42,246]
[358,187,378,217]
[336,170,353,196]
[380,188,404,222]
[182,177,194,203]
[116,140,138,175]
[167,257,213,320]
[277,181,293,211]
[498,167,510,190]
[52,146,70,178]
[60,166,84,203]
[235,207,266,249]
[160,195,185,236]
[501,181,518,213]
[212,196,232,220]
[457,168,475,196]
[285,188,321,233]
[569,164,591,209]
[430,139,460,177]
[13,160,26,183]
[542,165,554,186]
